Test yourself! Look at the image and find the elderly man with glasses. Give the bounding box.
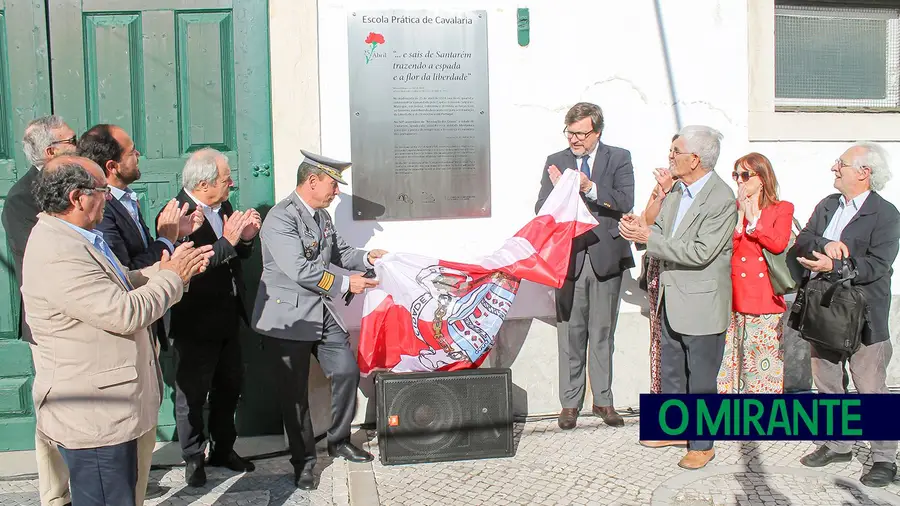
[534,102,635,431]
[0,115,76,506]
[619,125,737,470]
[790,142,900,488]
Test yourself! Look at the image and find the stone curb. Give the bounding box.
[348,429,380,506]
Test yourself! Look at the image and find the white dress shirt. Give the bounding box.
[185,190,224,238]
[823,191,870,242]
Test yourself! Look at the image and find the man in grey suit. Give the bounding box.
[619,125,737,470]
[535,102,635,430]
[251,151,385,490]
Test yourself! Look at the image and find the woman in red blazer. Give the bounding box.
[717,153,794,394]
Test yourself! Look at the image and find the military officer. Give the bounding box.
[251,151,385,490]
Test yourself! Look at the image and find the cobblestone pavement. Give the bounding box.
[0,443,349,506]
[3,415,900,505]
[364,415,900,506]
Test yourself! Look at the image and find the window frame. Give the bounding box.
[774,4,900,109]
[748,0,900,141]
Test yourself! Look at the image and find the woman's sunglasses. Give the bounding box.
[731,170,758,183]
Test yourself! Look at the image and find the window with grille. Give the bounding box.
[775,2,900,110]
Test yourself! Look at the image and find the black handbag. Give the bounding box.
[788,259,866,358]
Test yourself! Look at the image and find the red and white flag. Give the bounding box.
[357,169,598,375]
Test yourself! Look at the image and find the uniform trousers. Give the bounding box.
[265,308,359,473]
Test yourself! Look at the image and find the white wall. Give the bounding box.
[270,0,900,421]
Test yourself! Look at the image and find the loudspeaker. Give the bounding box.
[375,368,515,465]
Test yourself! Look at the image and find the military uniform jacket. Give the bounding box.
[251,192,368,341]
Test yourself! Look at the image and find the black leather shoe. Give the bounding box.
[861,462,897,487]
[208,450,256,472]
[295,468,317,490]
[327,441,374,463]
[800,446,852,467]
[184,455,207,487]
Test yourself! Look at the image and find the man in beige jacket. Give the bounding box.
[22,155,212,506]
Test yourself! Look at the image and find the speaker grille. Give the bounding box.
[376,369,514,465]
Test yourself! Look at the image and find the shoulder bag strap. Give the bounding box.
[820,259,858,308]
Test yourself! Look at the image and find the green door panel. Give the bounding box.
[47,0,278,442]
[0,0,53,451]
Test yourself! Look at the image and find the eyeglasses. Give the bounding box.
[833,159,870,172]
[731,170,758,183]
[50,135,77,146]
[83,185,111,198]
[669,148,693,158]
[563,128,595,141]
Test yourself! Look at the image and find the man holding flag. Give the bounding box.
[251,151,386,490]
[535,102,635,430]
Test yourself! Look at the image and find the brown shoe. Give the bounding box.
[592,405,624,427]
[639,440,687,448]
[558,408,578,430]
[678,449,715,470]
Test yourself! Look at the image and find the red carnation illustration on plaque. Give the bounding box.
[364,32,385,64]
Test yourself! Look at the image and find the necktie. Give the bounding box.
[313,212,320,227]
[580,155,591,179]
[124,193,147,247]
[96,237,131,289]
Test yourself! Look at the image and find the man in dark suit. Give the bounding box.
[790,142,900,488]
[1,114,75,506]
[78,124,203,270]
[3,116,77,345]
[534,102,635,430]
[76,123,204,503]
[164,147,261,487]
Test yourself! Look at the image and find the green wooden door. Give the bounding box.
[48,0,278,440]
[0,0,53,451]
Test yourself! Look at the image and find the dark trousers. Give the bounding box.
[59,439,137,506]
[173,331,244,460]
[266,309,360,473]
[660,305,725,451]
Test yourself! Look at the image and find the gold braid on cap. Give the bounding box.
[300,160,342,180]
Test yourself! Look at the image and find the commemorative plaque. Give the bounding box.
[347,10,491,220]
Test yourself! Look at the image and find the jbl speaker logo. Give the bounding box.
[388,415,399,427]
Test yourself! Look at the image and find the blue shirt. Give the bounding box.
[671,170,714,236]
[109,186,174,253]
[61,220,131,289]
